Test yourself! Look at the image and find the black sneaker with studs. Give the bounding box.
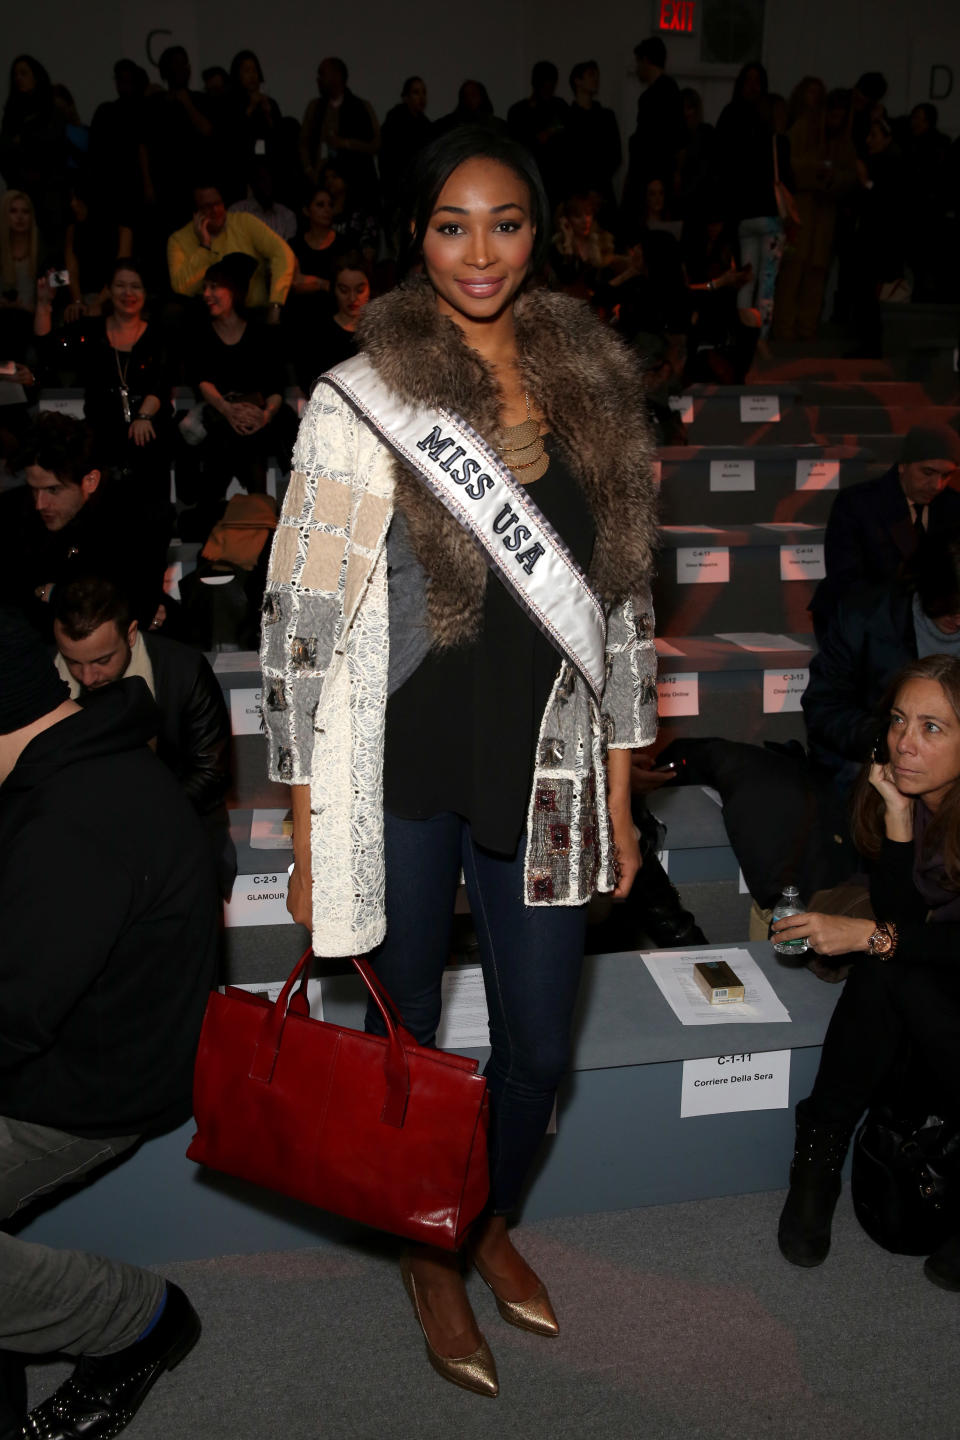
[22,1283,200,1440]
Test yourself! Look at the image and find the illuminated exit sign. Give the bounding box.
[658,0,696,33]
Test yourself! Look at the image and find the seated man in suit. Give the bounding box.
[809,425,960,642]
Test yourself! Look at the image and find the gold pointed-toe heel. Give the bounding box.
[400,1256,499,1397]
[473,1259,560,1338]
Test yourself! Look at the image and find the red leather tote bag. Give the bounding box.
[187,948,490,1250]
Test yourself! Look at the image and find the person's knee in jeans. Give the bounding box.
[364,980,442,1048]
[485,1012,572,1104]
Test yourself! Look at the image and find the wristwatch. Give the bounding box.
[867,920,898,958]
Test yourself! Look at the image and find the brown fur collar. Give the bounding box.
[357,278,658,646]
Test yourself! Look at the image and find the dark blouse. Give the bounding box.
[295,318,357,396]
[292,232,342,286]
[44,318,171,452]
[383,437,596,855]
[192,322,285,400]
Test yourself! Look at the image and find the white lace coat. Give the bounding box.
[260,382,658,956]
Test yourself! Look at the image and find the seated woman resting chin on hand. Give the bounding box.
[774,655,960,1290]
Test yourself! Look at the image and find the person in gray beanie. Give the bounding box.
[0,609,217,1440]
[810,423,960,640]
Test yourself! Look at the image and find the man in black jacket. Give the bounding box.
[809,425,960,640]
[51,575,236,895]
[625,37,684,202]
[0,609,218,1440]
[562,61,622,215]
[803,526,960,781]
[0,414,165,637]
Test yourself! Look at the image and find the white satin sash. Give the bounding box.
[322,354,607,701]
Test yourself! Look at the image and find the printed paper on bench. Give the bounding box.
[641,948,791,1026]
[435,967,490,1050]
[755,521,820,531]
[250,809,293,850]
[716,632,809,652]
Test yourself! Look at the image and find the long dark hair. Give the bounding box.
[230,50,264,89]
[204,253,257,317]
[5,54,53,116]
[851,654,960,887]
[400,124,550,276]
[732,61,768,104]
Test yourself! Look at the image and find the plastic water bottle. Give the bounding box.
[771,885,808,955]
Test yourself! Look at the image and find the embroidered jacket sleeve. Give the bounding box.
[260,386,360,783]
[600,586,658,750]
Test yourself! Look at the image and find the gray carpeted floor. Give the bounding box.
[27,1187,959,1440]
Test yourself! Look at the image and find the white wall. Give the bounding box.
[4,0,957,139]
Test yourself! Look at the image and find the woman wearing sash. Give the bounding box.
[260,126,658,1397]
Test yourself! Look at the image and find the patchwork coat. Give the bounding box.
[260,279,659,955]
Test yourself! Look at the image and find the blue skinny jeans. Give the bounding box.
[365,810,587,1216]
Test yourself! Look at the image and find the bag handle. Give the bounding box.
[248,948,411,1129]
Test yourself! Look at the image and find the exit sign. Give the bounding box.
[658,0,696,32]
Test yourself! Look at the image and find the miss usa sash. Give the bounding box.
[322,355,607,702]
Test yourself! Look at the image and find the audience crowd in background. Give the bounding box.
[0,37,958,647]
[2,42,957,408]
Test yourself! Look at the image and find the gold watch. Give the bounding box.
[867,921,897,958]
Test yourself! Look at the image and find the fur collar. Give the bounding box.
[357,278,658,646]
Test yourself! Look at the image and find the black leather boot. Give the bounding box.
[0,1350,27,1440]
[778,1100,854,1267]
[22,1283,200,1440]
[925,1231,960,1292]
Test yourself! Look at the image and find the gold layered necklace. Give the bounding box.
[497,392,549,483]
